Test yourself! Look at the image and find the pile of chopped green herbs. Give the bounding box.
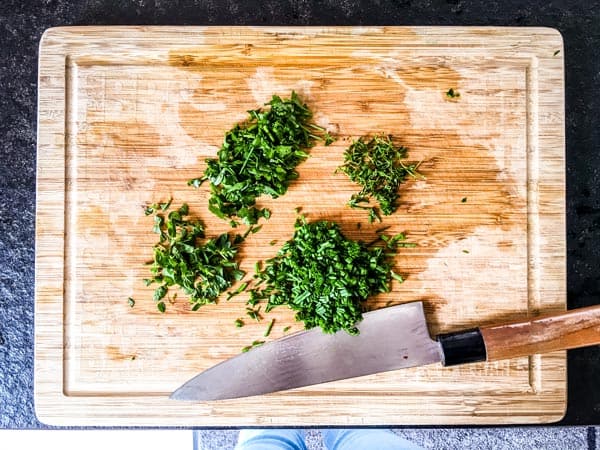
[337,135,420,222]
[248,218,408,335]
[144,202,245,312]
[189,91,333,226]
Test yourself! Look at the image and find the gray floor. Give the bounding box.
[195,427,598,450]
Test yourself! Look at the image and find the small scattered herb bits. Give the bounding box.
[446,88,460,99]
[264,318,275,337]
[242,340,265,353]
[337,135,420,221]
[127,297,135,308]
[246,305,262,322]
[234,318,244,328]
[191,91,333,226]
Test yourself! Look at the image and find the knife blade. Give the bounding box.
[171,301,600,402]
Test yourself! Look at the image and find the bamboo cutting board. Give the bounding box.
[35,26,565,426]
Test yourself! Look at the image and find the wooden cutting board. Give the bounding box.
[35,26,566,426]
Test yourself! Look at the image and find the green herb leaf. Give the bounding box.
[461,197,467,203]
[283,326,292,332]
[235,318,244,328]
[153,285,167,302]
[128,297,135,307]
[157,301,166,313]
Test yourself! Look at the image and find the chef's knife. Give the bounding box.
[170,301,600,401]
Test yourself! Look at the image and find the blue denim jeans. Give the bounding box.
[235,429,423,450]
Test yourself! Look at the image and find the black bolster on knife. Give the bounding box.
[437,328,487,366]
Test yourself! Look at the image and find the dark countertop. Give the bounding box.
[1,0,599,428]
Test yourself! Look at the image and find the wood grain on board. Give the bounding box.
[35,26,565,426]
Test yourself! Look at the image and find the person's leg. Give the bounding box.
[235,429,307,450]
[322,429,423,450]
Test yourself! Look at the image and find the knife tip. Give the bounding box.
[169,388,188,401]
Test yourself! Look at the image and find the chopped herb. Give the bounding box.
[249,217,407,335]
[128,297,135,308]
[356,222,361,230]
[462,249,470,254]
[144,198,173,216]
[145,202,245,311]
[446,88,460,99]
[235,318,244,328]
[247,291,260,306]
[226,282,249,301]
[461,197,467,203]
[553,49,560,56]
[390,271,404,283]
[283,326,292,332]
[153,285,167,302]
[241,339,265,353]
[337,135,420,219]
[368,207,381,223]
[264,318,275,337]
[157,301,166,313]
[269,240,278,246]
[385,300,394,307]
[187,178,205,189]
[192,91,333,225]
[246,305,262,321]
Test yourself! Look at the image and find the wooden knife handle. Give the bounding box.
[437,305,600,366]
[479,304,600,361]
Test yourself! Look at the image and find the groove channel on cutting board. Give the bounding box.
[61,51,534,395]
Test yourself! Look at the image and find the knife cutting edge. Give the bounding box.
[170,301,600,402]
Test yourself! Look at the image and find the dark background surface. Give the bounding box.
[1,0,599,428]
